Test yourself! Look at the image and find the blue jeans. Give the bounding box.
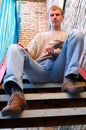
[3,29,84,93]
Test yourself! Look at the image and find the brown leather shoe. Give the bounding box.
[2,91,27,116]
[62,80,84,94]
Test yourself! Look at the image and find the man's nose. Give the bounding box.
[53,15,56,18]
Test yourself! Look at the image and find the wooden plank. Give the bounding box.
[23,81,86,93]
[24,92,86,100]
[0,92,86,102]
[0,82,86,128]
[0,107,86,128]
[0,92,86,110]
[6,107,86,118]
[23,82,86,88]
[0,81,86,94]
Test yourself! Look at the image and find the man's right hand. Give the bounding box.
[44,44,54,55]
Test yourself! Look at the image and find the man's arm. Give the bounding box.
[44,43,62,57]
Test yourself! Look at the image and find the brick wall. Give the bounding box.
[17,0,48,46]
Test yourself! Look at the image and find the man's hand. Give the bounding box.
[44,44,54,55]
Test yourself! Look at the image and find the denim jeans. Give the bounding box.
[3,29,84,93]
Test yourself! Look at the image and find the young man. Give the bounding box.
[2,6,84,116]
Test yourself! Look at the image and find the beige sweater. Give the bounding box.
[26,30,67,61]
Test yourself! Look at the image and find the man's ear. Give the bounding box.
[61,15,64,21]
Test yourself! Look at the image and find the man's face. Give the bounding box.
[48,9,64,28]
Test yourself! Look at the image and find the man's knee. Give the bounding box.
[69,29,84,40]
[8,44,20,54]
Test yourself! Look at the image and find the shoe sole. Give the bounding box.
[2,103,28,117]
[62,87,84,94]
[21,103,28,110]
[2,109,22,116]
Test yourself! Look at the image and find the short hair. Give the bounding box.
[48,5,64,16]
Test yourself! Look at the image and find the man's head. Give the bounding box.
[48,6,64,30]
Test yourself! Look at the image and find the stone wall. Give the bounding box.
[46,0,64,11]
[62,0,86,35]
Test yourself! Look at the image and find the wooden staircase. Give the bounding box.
[0,81,86,128]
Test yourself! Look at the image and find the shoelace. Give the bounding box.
[8,94,19,105]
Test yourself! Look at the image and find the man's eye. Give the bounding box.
[50,13,61,17]
[56,13,60,16]
[50,14,54,17]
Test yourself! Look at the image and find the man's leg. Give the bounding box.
[63,29,84,93]
[3,44,52,91]
[51,29,84,93]
[2,44,28,116]
[2,44,51,116]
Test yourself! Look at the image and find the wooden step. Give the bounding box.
[0,81,86,128]
[0,107,86,128]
